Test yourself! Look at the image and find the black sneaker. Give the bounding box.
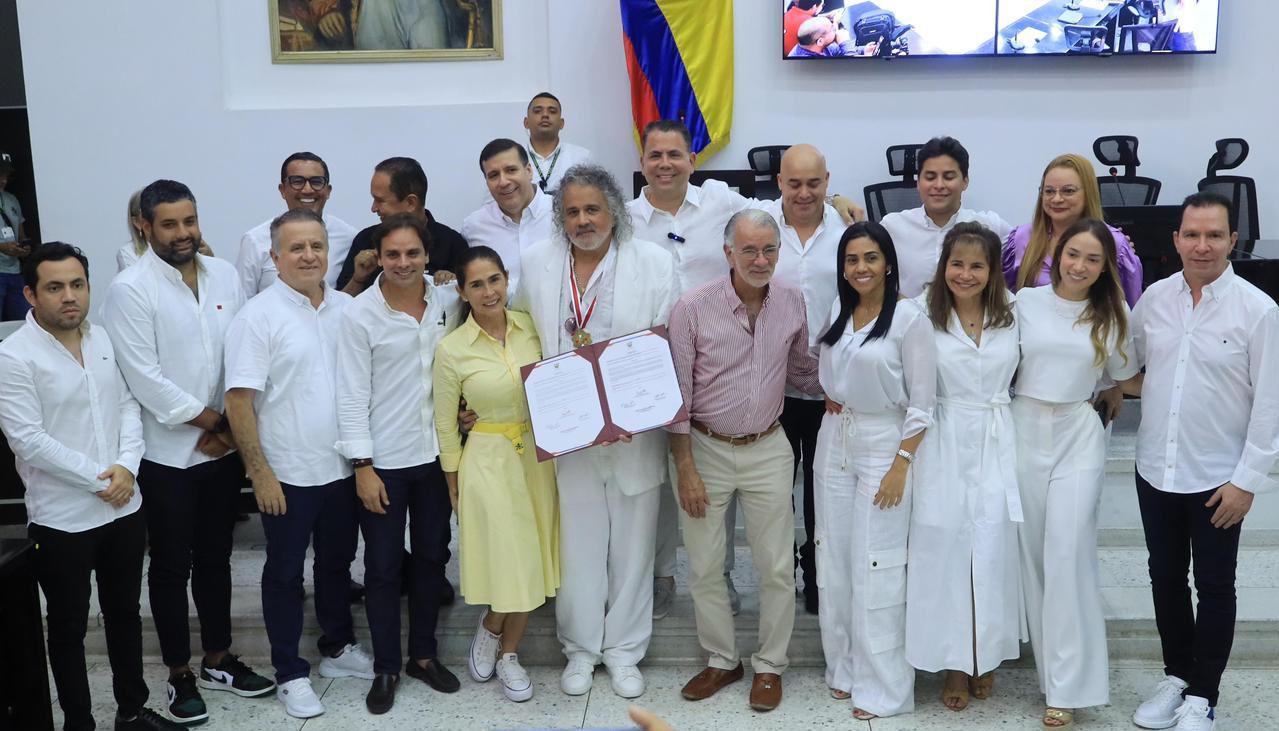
[164,672,208,725]
[114,707,186,730]
[198,654,275,698]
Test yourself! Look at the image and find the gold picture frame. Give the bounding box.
[270,0,502,64]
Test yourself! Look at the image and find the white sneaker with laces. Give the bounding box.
[276,678,324,719]
[560,658,595,696]
[496,653,533,702]
[1172,696,1215,731]
[607,664,645,698]
[469,610,501,682]
[1133,675,1189,729]
[318,642,375,679]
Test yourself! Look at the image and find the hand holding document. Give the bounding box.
[520,327,688,461]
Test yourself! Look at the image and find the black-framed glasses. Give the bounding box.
[284,175,328,191]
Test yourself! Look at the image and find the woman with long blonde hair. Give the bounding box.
[1002,154,1143,306]
[1011,218,1142,728]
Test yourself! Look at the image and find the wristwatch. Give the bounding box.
[896,448,915,464]
[351,458,374,469]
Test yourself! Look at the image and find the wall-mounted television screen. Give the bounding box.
[781,0,1220,58]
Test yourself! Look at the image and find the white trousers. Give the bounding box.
[554,450,659,668]
[1012,396,1110,709]
[655,479,735,577]
[680,428,795,673]
[813,410,914,717]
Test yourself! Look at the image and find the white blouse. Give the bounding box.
[1015,285,1139,403]
[819,297,936,438]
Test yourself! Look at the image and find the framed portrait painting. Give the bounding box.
[270,0,502,63]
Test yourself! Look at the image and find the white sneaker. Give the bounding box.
[560,658,595,696]
[318,642,375,680]
[496,653,533,702]
[1172,696,1215,731]
[276,678,324,719]
[469,610,501,682]
[1133,675,1189,729]
[607,664,645,698]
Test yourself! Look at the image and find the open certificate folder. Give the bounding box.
[519,326,689,461]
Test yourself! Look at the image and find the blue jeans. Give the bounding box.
[358,460,452,673]
[0,271,31,321]
[260,477,360,684]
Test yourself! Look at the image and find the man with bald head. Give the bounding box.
[761,144,842,614]
[787,16,880,57]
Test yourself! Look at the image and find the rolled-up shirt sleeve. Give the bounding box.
[114,365,145,476]
[785,314,821,396]
[103,281,206,426]
[665,298,696,435]
[334,309,375,461]
[1231,307,1279,494]
[0,351,105,492]
[901,310,937,438]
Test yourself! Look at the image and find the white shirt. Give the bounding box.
[555,244,618,355]
[235,213,357,296]
[0,315,143,532]
[115,242,143,273]
[819,298,936,438]
[527,140,591,193]
[104,250,244,468]
[1133,267,1279,495]
[1014,285,1139,403]
[764,200,844,399]
[335,274,461,469]
[460,187,553,297]
[628,179,763,295]
[880,206,1013,298]
[224,280,352,487]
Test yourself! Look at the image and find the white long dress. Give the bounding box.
[813,297,936,717]
[1012,285,1138,709]
[905,296,1025,675]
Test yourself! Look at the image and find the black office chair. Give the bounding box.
[631,169,757,200]
[1199,138,1261,241]
[863,143,923,223]
[1093,135,1161,206]
[746,145,790,200]
[1119,20,1176,52]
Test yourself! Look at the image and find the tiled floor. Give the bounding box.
[56,660,1278,730]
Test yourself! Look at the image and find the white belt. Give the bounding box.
[937,395,1023,523]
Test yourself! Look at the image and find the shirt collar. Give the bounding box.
[25,308,91,349]
[370,272,435,312]
[635,182,699,223]
[142,245,204,283]
[273,277,331,309]
[527,139,562,161]
[1179,263,1236,301]
[500,188,550,227]
[722,272,770,313]
[911,205,968,232]
[462,310,524,344]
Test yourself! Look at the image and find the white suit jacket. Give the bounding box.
[514,235,678,495]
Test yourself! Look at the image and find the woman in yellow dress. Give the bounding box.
[433,245,559,703]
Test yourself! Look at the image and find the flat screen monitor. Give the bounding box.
[781,0,1220,59]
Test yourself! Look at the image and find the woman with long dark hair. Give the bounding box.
[813,221,936,720]
[1012,218,1141,727]
[432,246,559,703]
[905,223,1023,711]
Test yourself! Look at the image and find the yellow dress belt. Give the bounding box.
[470,421,532,455]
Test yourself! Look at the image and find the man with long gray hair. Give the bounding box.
[513,164,677,700]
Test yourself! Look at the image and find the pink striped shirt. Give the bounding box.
[667,274,821,436]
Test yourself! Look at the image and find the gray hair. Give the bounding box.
[723,209,780,249]
[551,164,634,245]
[269,208,327,252]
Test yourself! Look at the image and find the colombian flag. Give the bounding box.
[620,0,734,163]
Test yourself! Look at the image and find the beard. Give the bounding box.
[569,228,612,252]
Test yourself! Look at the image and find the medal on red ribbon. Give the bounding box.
[568,265,596,349]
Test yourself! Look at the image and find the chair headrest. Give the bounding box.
[1093,135,1141,170]
[1206,138,1249,176]
[886,144,924,180]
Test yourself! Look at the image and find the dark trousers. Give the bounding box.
[261,477,360,684]
[780,396,822,595]
[358,461,452,673]
[29,510,148,731]
[1136,474,1242,707]
[0,272,31,322]
[137,455,241,669]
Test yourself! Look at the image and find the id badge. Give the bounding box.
[0,226,14,242]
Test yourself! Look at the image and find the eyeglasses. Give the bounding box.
[737,246,780,260]
[1041,186,1081,199]
[284,175,329,191]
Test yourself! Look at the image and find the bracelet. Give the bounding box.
[351,458,374,469]
[896,448,915,464]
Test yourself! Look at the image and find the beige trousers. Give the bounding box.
[679,428,796,674]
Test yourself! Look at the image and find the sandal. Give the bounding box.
[829,688,851,700]
[852,707,878,720]
[970,671,994,700]
[1044,707,1073,727]
[942,671,970,711]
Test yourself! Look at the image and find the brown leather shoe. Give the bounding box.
[749,672,783,711]
[680,663,744,701]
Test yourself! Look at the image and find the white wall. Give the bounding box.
[18,0,1278,310]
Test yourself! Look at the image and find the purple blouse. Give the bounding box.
[1001,223,1144,306]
